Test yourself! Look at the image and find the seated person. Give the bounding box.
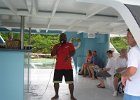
[89,50,99,80]
[113,49,127,96]
[78,50,93,77]
[7,34,13,41]
[96,50,116,88]
[6,34,21,49]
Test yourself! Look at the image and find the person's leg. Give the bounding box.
[65,69,77,100]
[96,72,110,88]
[51,83,59,99]
[51,70,62,100]
[69,83,77,100]
[114,77,118,90]
[86,65,91,77]
[113,77,118,96]
[83,64,87,77]
[97,77,105,87]
[78,64,84,75]
[89,65,95,79]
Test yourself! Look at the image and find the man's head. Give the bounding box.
[120,49,127,58]
[92,50,97,56]
[127,29,137,47]
[60,33,67,44]
[107,50,113,58]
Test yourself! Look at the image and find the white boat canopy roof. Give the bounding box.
[0,0,140,36]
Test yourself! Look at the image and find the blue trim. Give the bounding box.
[0,28,10,32]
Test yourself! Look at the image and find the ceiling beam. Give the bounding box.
[47,0,61,32]
[2,0,17,14]
[0,9,120,22]
[24,0,32,13]
[65,6,108,31]
[31,0,38,15]
[0,9,14,15]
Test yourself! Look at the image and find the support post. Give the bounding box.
[20,16,25,49]
[28,27,31,45]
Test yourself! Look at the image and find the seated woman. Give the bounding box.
[89,50,99,80]
[78,50,93,77]
[96,50,116,88]
[113,49,127,96]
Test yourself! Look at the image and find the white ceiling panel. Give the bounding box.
[98,7,120,16]
[38,0,56,11]
[0,0,129,34]
[58,0,93,13]
[0,0,6,7]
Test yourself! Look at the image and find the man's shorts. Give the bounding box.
[114,73,121,80]
[123,93,140,100]
[96,71,111,78]
[53,69,73,84]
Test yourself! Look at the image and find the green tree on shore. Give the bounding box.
[0,32,59,53]
[110,37,128,52]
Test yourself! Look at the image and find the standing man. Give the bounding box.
[121,29,140,100]
[51,33,77,100]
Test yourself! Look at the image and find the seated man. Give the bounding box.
[89,51,99,80]
[96,50,116,88]
[113,49,127,96]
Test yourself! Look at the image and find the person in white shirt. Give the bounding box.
[96,50,116,88]
[113,49,127,96]
[122,29,140,100]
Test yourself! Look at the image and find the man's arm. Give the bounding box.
[64,43,75,62]
[121,66,137,86]
[69,50,75,57]
[116,67,127,72]
[102,67,111,72]
[64,50,75,62]
[122,67,137,77]
[99,67,110,72]
[51,44,60,56]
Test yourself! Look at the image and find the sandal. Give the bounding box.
[96,83,101,87]
[97,85,105,88]
[78,73,82,75]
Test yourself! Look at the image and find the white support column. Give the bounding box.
[28,27,31,45]
[20,16,25,49]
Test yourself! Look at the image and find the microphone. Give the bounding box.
[57,40,64,50]
[60,40,64,44]
[57,41,62,49]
